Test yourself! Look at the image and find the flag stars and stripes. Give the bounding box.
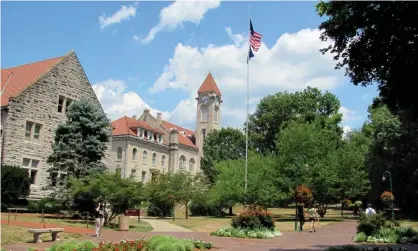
[249,20,262,52]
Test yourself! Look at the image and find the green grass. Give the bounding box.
[1,225,82,245]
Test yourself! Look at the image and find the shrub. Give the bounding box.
[146,236,194,251]
[231,207,274,230]
[189,239,213,250]
[37,198,64,214]
[211,227,281,239]
[147,203,173,218]
[353,232,368,242]
[1,164,31,203]
[357,214,386,236]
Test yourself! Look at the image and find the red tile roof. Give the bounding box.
[1,56,66,106]
[161,120,197,149]
[197,72,221,96]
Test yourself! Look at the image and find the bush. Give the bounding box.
[353,232,368,242]
[211,227,281,239]
[357,214,386,236]
[189,239,213,250]
[37,198,65,214]
[190,195,222,217]
[147,203,173,218]
[231,207,275,230]
[146,236,194,251]
[1,164,31,203]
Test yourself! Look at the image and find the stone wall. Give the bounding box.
[1,52,111,199]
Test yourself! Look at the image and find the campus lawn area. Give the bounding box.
[1,224,82,245]
[0,213,153,232]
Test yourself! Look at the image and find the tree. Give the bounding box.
[316,2,418,121]
[47,99,112,179]
[144,174,175,218]
[69,171,144,225]
[248,87,342,153]
[212,152,285,209]
[200,127,246,184]
[1,165,30,203]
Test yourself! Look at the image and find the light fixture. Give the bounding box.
[382,176,386,182]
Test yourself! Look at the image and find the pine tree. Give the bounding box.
[47,99,112,179]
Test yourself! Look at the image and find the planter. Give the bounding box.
[118,215,130,231]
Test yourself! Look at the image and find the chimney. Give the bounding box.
[132,115,137,120]
[143,108,150,121]
[157,113,162,125]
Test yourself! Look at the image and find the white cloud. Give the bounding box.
[138,0,220,44]
[96,28,349,129]
[339,106,361,123]
[342,125,352,139]
[99,4,137,29]
[225,27,245,46]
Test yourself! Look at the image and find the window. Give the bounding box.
[149,132,153,140]
[58,96,65,113]
[138,128,144,137]
[142,150,147,163]
[141,171,146,183]
[22,158,39,185]
[144,130,148,139]
[161,155,165,167]
[51,171,67,187]
[201,106,208,121]
[152,153,157,166]
[214,107,219,122]
[154,133,157,141]
[179,155,186,170]
[202,129,206,141]
[25,121,42,143]
[158,135,163,143]
[132,148,137,161]
[189,158,195,172]
[116,147,123,160]
[57,95,73,114]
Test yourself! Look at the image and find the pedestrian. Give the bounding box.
[297,203,306,232]
[365,204,376,216]
[308,204,319,232]
[95,202,105,237]
[353,204,359,218]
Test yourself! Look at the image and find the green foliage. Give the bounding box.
[146,236,194,251]
[353,232,368,243]
[36,197,65,214]
[357,214,386,236]
[211,227,282,239]
[47,240,98,251]
[47,99,112,179]
[189,239,213,250]
[200,127,246,184]
[248,87,342,153]
[231,209,275,230]
[69,171,144,224]
[1,164,30,203]
[190,192,222,217]
[325,246,361,251]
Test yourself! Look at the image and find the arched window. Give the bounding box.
[117,147,123,160]
[132,148,137,161]
[161,155,165,167]
[179,155,186,170]
[189,158,195,172]
[152,153,157,165]
[142,150,147,163]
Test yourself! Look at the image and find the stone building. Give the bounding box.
[0,51,110,199]
[110,73,222,183]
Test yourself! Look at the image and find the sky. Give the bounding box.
[1,1,379,134]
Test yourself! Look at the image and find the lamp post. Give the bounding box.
[382,171,394,220]
[294,163,309,232]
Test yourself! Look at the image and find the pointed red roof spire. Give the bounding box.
[197,72,221,96]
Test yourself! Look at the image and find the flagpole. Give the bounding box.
[245,4,250,204]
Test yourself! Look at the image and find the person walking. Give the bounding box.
[365,204,376,216]
[297,203,306,232]
[95,203,105,237]
[308,204,319,232]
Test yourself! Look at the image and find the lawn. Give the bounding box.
[0,213,153,232]
[1,224,82,245]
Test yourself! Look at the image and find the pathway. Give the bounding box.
[142,219,193,232]
[3,221,418,251]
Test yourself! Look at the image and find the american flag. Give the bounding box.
[249,20,262,52]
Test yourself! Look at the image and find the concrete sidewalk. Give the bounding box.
[142,219,193,232]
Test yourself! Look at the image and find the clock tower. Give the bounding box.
[195,72,222,155]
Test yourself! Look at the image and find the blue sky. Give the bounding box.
[2,1,378,133]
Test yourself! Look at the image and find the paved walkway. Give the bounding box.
[142,219,193,232]
[3,221,418,251]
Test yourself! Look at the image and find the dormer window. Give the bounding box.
[137,128,144,137]
[148,132,153,140]
[158,135,162,143]
[154,133,157,141]
[144,130,148,139]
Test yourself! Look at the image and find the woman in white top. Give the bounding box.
[308,205,319,232]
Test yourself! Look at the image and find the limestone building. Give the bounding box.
[0,51,110,199]
[110,73,222,183]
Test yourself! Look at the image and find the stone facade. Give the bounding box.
[0,52,111,199]
[110,73,222,182]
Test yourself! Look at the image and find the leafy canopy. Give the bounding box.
[47,99,112,179]
[1,164,31,203]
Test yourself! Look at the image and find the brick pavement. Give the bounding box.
[3,221,418,251]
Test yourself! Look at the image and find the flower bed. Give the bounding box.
[211,227,282,239]
[26,236,214,251]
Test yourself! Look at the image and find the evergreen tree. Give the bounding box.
[47,99,112,179]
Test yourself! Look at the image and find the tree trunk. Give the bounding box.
[229,206,233,216]
[185,202,188,219]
